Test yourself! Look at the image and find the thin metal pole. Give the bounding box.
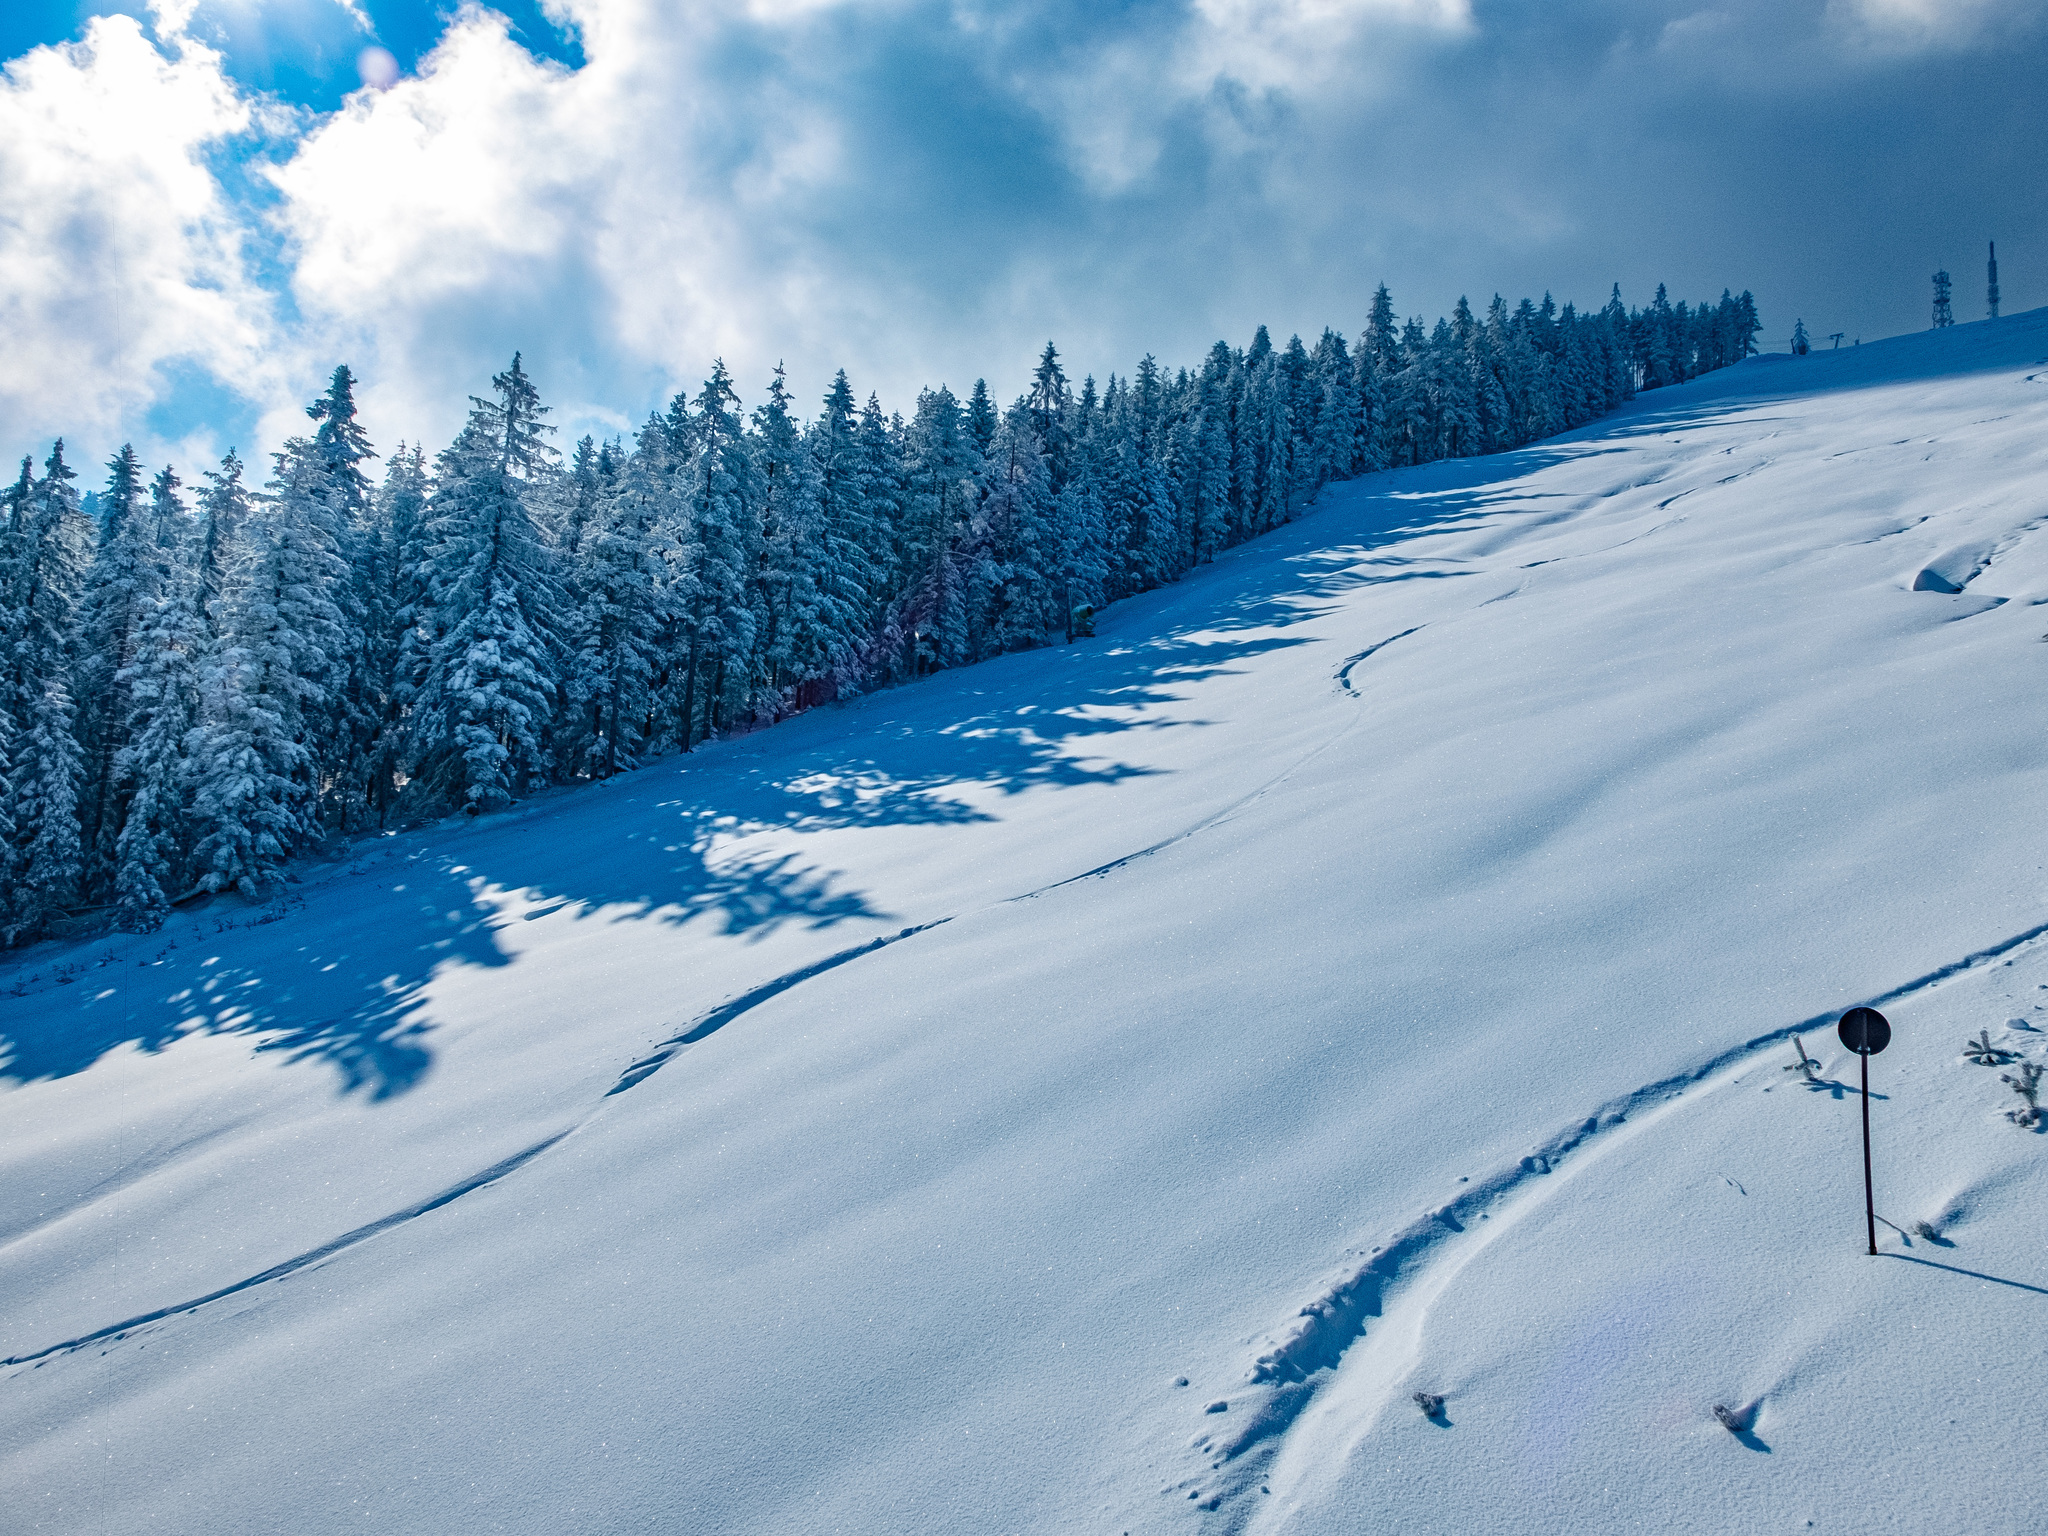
[1861,1049,1876,1256]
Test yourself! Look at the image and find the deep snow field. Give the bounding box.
[6,313,2048,1535]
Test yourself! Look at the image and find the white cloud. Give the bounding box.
[0,13,282,465]
[1824,0,2035,52]
[994,0,1474,194]
[265,3,802,450]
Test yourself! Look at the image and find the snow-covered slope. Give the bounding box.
[6,314,2048,1535]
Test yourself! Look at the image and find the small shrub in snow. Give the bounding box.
[1713,1404,1749,1433]
[1413,1391,1445,1419]
[2002,1061,2043,1127]
[1965,1028,2018,1066]
[1912,1220,1942,1242]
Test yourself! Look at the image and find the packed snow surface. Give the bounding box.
[6,315,2048,1534]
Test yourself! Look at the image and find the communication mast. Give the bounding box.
[1932,270,1954,328]
[1987,242,2000,319]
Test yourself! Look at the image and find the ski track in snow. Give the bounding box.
[604,919,956,1095]
[1169,913,2048,1529]
[2,1130,571,1369]
[1332,627,1423,696]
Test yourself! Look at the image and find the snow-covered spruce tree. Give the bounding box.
[194,450,252,636]
[351,443,421,826]
[1090,376,1133,603]
[1350,337,1390,478]
[1306,328,1356,499]
[968,404,1057,659]
[1178,352,1231,567]
[563,435,604,566]
[1054,375,1110,640]
[891,384,978,677]
[74,445,162,896]
[405,354,567,814]
[854,391,904,610]
[1120,356,1181,591]
[1279,332,1319,507]
[749,363,820,704]
[1436,314,1482,460]
[964,377,998,460]
[378,441,434,815]
[1026,342,1074,495]
[298,366,380,833]
[792,370,883,701]
[563,415,666,777]
[660,361,759,749]
[188,444,350,895]
[0,456,31,915]
[1241,352,1290,538]
[13,676,87,941]
[4,444,91,940]
[112,532,206,930]
[1496,297,1556,448]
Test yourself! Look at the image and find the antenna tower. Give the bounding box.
[1987,242,2000,319]
[1931,270,1953,328]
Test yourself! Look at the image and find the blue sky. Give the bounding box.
[2,0,2044,477]
[0,1,581,108]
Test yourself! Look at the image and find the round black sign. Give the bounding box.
[1838,1006,1892,1055]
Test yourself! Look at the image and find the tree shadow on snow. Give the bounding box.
[0,619,1313,1101]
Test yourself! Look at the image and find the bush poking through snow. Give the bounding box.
[1912,1220,1942,1242]
[1713,1404,1750,1434]
[1784,1036,1821,1082]
[1965,1028,2018,1066]
[1413,1392,1445,1419]
[2001,1062,2043,1127]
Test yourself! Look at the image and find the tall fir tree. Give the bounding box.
[6,444,90,938]
[970,404,1057,656]
[564,416,666,776]
[194,450,251,633]
[407,354,566,812]
[75,445,161,897]
[112,536,205,929]
[895,385,977,675]
[188,444,350,894]
[302,366,380,833]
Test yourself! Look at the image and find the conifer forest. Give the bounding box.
[0,284,1759,942]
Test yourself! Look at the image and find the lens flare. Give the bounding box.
[356,46,399,90]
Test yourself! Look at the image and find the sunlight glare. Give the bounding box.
[356,45,398,89]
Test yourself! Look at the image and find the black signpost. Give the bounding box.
[1837,1007,1893,1256]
